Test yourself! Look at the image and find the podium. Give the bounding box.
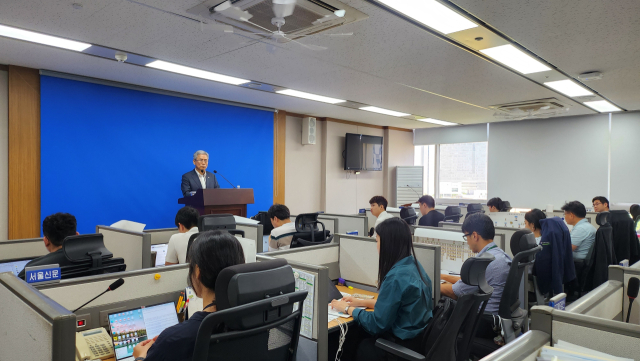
[178,189,255,217]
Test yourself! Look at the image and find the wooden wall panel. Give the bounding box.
[273,110,286,204]
[8,66,40,239]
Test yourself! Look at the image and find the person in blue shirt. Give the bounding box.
[132,230,245,361]
[330,217,433,361]
[562,201,596,260]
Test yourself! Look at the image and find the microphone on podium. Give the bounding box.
[213,170,237,188]
[72,278,125,313]
[626,277,639,323]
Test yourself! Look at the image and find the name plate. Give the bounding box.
[25,264,61,284]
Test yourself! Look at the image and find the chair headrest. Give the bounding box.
[460,253,495,294]
[63,234,113,262]
[445,206,462,216]
[596,211,610,226]
[400,207,417,219]
[295,213,319,232]
[510,229,537,255]
[500,201,511,211]
[198,214,236,232]
[215,259,294,329]
[467,203,484,213]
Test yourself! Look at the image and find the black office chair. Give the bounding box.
[499,201,512,212]
[250,211,274,235]
[575,212,616,294]
[464,203,484,220]
[60,234,126,278]
[198,214,245,238]
[290,213,333,248]
[191,259,308,361]
[376,254,495,361]
[610,210,640,265]
[471,230,541,358]
[443,206,462,223]
[400,207,418,225]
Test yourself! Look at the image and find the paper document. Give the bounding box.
[233,216,260,225]
[110,220,146,232]
[537,340,633,361]
[185,287,204,317]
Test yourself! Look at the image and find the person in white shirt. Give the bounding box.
[370,196,393,236]
[165,206,200,265]
[268,204,297,251]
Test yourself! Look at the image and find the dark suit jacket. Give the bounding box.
[181,170,219,196]
[18,249,72,280]
[419,210,445,227]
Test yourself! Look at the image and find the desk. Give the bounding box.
[328,286,378,330]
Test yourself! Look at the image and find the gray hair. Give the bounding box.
[193,150,209,160]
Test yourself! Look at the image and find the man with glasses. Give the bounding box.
[592,196,610,213]
[562,201,596,260]
[181,150,220,197]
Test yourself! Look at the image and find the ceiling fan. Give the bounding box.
[207,0,354,51]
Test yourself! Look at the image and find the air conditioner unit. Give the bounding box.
[490,98,571,121]
[187,0,368,38]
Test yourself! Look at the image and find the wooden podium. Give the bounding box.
[178,189,255,217]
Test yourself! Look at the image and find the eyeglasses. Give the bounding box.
[593,202,602,206]
[462,233,472,241]
[195,159,208,163]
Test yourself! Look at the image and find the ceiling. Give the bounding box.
[0,0,634,129]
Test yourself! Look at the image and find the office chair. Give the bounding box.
[60,234,126,279]
[575,212,615,294]
[400,207,418,225]
[191,259,308,361]
[464,203,484,220]
[443,206,462,223]
[198,214,245,237]
[290,213,333,248]
[376,254,495,361]
[499,201,512,212]
[610,210,640,265]
[471,230,541,358]
[250,211,274,235]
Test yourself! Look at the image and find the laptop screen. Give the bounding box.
[108,302,179,361]
[0,259,32,277]
[150,244,168,266]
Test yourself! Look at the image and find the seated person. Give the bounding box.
[562,201,596,260]
[133,230,245,360]
[268,204,296,251]
[440,213,511,339]
[18,213,79,279]
[418,195,444,227]
[165,206,200,265]
[330,217,433,361]
[524,209,546,245]
[370,195,393,236]
[487,197,503,212]
[592,196,610,213]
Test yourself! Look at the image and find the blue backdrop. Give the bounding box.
[41,76,274,234]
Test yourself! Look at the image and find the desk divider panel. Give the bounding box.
[261,244,339,280]
[479,330,550,361]
[531,305,640,360]
[0,273,75,361]
[564,280,624,320]
[144,227,178,245]
[97,225,151,271]
[617,266,640,325]
[38,265,188,331]
[364,209,400,234]
[0,237,47,261]
[321,213,368,236]
[235,223,264,253]
[438,222,513,256]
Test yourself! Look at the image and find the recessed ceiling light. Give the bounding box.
[0,24,91,51]
[583,100,621,113]
[360,106,411,117]
[145,60,250,85]
[544,79,593,97]
[480,44,551,74]
[276,89,345,104]
[378,0,477,34]
[417,118,457,126]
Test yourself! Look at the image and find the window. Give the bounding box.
[415,142,488,200]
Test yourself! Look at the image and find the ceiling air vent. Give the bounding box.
[490,98,572,121]
[187,0,368,38]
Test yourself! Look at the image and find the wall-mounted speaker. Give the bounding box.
[302,117,316,145]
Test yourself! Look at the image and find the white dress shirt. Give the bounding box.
[195,169,206,189]
[165,227,200,264]
[373,210,395,236]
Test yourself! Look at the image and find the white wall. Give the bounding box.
[385,128,415,207]
[0,69,7,241]
[610,112,640,204]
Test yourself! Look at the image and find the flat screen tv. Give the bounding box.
[344,133,383,171]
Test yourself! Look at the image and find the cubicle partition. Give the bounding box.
[144,227,179,245]
[320,213,368,236]
[479,330,550,361]
[439,222,514,256]
[96,225,151,271]
[0,272,75,361]
[0,237,47,262]
[37,265,188,331]
[564,279,624,320]
[363,208,400,233]
[235,222,264,254]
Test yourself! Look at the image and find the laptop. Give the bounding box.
[107,302,179,361]
[0,258,32,277]
[150,244,168,266]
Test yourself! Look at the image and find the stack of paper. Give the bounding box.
[233,216,260,225]
[537,340,633,361]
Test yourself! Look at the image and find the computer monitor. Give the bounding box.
[150,244,168,266]
[108,302,179,361]
[0,258,32,277]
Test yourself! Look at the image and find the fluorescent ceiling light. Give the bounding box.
[360,106,411,117]
[544,79,593,97]
[417,118,457,126]
[379,0,477,34]
[146,60,249,85]
[0,24,91,51]
[480,44,551,74]
[583,100,621,112]
[276,89,345,104]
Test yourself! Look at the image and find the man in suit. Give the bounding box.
[181,150,219,196]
